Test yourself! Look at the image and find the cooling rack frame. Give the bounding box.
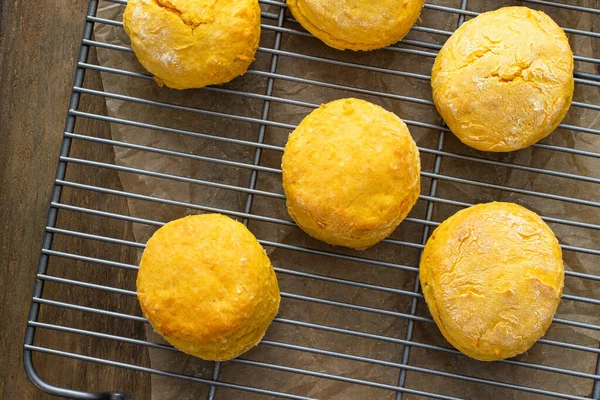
[23,0,600,399]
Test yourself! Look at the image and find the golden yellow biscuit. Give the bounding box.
[431,7,574,152]
[123,0,261,89]
[137,214,280,361]
[287,0,424,51]
[420,202,564,361]
[282,98,421,250]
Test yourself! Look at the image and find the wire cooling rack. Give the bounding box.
[24,0,600,399]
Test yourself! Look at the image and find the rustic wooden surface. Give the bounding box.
[0,0,151,398]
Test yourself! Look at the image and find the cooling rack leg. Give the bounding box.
[395,3,468,398]
[240,6,287,222]
[593,349,600,399]
[395,131,446,400]
[206,3,287,399]
[23,349,133,400]
[207,361,221,400]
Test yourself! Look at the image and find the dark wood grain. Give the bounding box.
[0,0,151,398]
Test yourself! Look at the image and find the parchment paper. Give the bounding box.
[94,1,600,398]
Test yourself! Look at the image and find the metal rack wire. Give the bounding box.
[24,0,600,399]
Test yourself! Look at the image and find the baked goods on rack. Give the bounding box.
[287,0,424,51]
[137,214,280,361]
[123,0,261,89]
[431,6,574,152]
[282,98,421,250]
[420,202,564,361]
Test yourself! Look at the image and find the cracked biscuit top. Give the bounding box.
[420,202,564,361]
[123,0,261,89]
[431,6,574,152]
[287,0,424,51]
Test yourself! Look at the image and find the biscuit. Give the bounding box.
[137,214,280,361]
[282,98,421,250]
[431,7,574,152]
[420,202,564,361]
[123,0,261,89]
[287,0,424,51]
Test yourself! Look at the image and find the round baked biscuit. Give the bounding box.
[282,98,421,250]
[123,0,261,89]
[420,202,564,361]
[431,7,574,152]
[287,0,424,51]
[137,214,280,361]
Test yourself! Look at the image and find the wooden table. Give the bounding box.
[0,0,150,397]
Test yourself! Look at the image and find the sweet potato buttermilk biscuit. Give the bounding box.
[287,0,424,51]
[123,0,261,89]
[432,7,574,152]
[420,202,564,361]
[137,214,280,361]
[282,98,421,250]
